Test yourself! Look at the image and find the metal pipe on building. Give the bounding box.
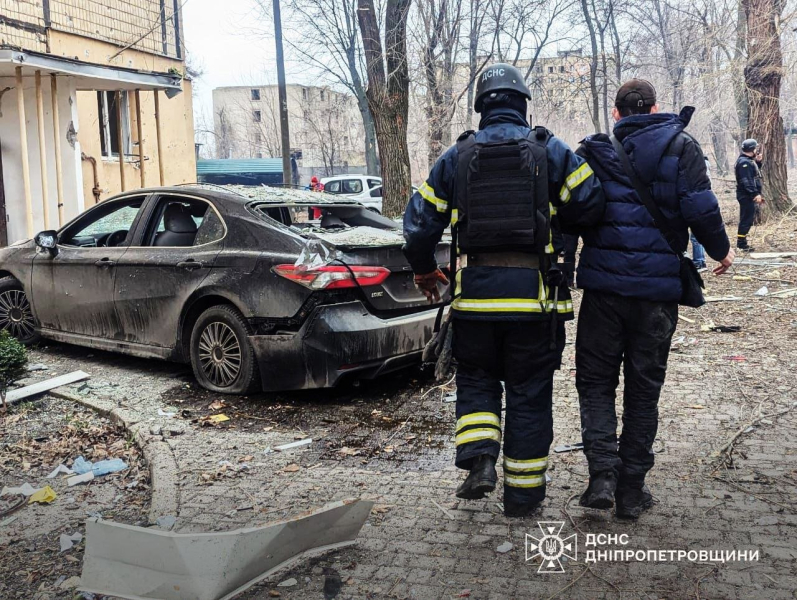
[34,71,51,229]
[134,89,146,187]
[154,90,165,186]
[16,67,34,238]
[115,91,126,191]
[81,152,102,205]
[50,74,66,226]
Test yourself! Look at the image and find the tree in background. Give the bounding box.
[358,0,413,217]
[743,0,791,214]
[417,0,462,169]
[282,0,380,176]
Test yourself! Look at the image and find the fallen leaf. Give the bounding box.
[209,400,226,411]
[269,591,281,597]
[283,464,301,473]
[239,455,254,462]
[687,405,706,410]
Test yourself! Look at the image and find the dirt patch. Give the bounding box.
[0,396,151,599]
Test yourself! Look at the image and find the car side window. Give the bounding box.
[369,187,382,198]
[144,196,225,247]
[194,209,226,246]
[325,181,341,193]
[60,197,145,247]
[367,179,381,189]
[342,179,363,194]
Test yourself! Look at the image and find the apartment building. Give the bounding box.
[449,50,598,145]
[212,84,365,180]
[0,0,195,245]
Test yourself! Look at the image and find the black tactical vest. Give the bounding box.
[455,127,551,254]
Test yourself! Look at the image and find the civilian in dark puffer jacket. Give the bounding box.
[573,79,735,519]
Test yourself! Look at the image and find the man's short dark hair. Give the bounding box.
[615,79,657,118]
[617,104,654,118]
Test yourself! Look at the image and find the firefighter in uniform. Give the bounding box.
[735,139,764,251]
[403,64,605,517]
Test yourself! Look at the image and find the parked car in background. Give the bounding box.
[321,175,383,213]
[0,185,450,394]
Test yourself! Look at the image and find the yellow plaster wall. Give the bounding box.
[46,32,196,204]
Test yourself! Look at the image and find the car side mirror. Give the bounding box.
[35,230,58,256]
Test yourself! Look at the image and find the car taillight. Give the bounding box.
[273,264,391,290]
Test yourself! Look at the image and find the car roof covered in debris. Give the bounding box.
[181,184,362,206]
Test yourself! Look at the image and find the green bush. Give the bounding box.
[0,330,28,412]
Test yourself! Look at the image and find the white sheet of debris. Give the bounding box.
[79,499,374,600]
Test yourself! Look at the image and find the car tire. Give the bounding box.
[189,305,261,395]
[0,277,40,345]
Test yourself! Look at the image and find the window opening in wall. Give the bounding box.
[97,91,132,159]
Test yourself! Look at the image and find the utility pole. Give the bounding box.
[273,0,291,186]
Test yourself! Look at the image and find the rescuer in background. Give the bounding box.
[735,139,764,252]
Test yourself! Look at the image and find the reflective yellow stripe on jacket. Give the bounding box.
[559,163,594,203]
[419,182,448,212]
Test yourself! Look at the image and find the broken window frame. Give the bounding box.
[97,91,132,160]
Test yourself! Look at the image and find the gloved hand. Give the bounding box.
[414,269,450,304]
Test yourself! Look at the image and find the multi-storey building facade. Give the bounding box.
[0,0,195,244]
[212,84,365,181]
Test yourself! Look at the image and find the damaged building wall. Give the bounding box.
[0,73,83,242]
[51,33,196,205]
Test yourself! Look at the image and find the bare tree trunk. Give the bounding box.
[734,0,749,138]
[581,0,601,134]
[356,92,380,175]
[743,0,791,214]
[358,0,412,218]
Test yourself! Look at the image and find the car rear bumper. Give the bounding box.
[249,300,438,391]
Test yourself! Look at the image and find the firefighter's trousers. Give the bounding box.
[452,318,565,507]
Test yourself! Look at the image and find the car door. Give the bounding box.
[113,193,225,349]
[30,195,149,338]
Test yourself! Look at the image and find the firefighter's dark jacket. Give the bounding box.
[576,108,731,303]
[402,107,605,321]
[735,154,763,199]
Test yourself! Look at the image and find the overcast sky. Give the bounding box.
[185,0,276,128]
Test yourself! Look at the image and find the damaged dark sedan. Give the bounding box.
[0,185,449,394]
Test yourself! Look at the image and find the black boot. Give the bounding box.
[455,454,497,499]
[579,471,617,509]
[503,499,541,518]
[615,484,653,519]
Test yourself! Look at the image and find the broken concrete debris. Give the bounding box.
[496,541,513,553]
[60,531,83,552]
[79,499,374,600]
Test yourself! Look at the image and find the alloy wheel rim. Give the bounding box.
[0,289,35,340]
[198,321,242,387]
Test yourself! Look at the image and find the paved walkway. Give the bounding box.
[23,254,796,599]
